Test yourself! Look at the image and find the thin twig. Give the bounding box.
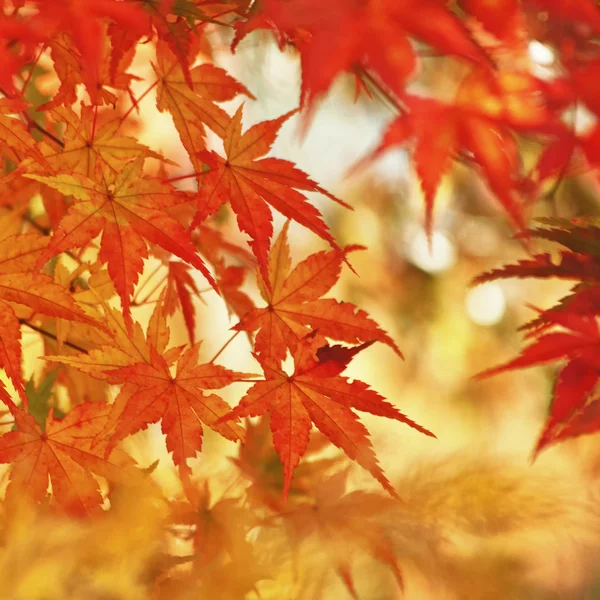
[133,263,164,303]
[137,273,168,306]
[120,79,159,124]
[20,320,88,354]
[209,330,241,363]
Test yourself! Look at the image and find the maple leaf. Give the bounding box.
[0,233,97,402]
[171,480,260,567]
[0,399,134,516]
[41,104,171,177]
[0,99,50,169]
[193,223,256,323]
[164,260,202,344]
[520,108,600,199]
[109,1,191,86]
[473,218,600,324]
[535,358,600,454]
[473,217,600,454]
[103,344,249,476]
[0,18,45,97]
[476,312,600,454]
[460,0,525,46]
[45,295,250,473]
[359,69,563,236]
[194,222,257,268]
[24,155,216,328]
[232,0,489,114]
[235,221,402,365]
[109,0,238,87]
[214,261,255,322]
[219,334,434,500]
[474,251,600,287]
[154,235,255,345]
[46,291,169,381]
[154,41,254,173]
[40,30,145,111]
[233,415,343,510]
[278,469,404,599]
[193,106,350,287]
[38,0,146,105]
[47,295,249,475]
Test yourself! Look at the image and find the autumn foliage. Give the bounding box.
[0,0,600,598]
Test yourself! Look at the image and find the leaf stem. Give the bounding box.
[0,84,65,148]
[137,273,168,306]
[20,320,88,354]
[162,170,209,184]
[120,79,159,125]
[20,43,48,96]
[26,115,65,148]
[133,263,164,303]
[209,330,241,363]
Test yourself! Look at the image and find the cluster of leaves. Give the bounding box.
[476,218,600,455]
[0,0,599,596]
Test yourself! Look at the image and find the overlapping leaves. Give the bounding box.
[26,155,215,328]
[192,106,349,286]
[475,219,600,454]
[235,221,402,365]
[219,334,434,499]
[48,300,250,477]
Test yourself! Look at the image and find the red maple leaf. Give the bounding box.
[163,260,203,345]
[219,335,434,499]
[192,106,350,287]
[38,0,146,104]
[476,312,600,454]
[232,0,489,115]
[360,69,561,236]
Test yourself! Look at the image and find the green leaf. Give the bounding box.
[25,369,64,432]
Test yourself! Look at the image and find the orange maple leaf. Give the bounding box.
[154,41,254,173]
[47,298,249,472]
[46,287,171,382]
[280,469,404,599]
[38,0,146,105]
[0,99,51,169]
[25,155,215,328]
[193,106,350,288]
[40,104,171,177]
[235,221,402,365]
[103,344,250,475]
[0,233,96,402]
[219,335,434,500]
[171,481,259,568]
[0,400,133,516]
